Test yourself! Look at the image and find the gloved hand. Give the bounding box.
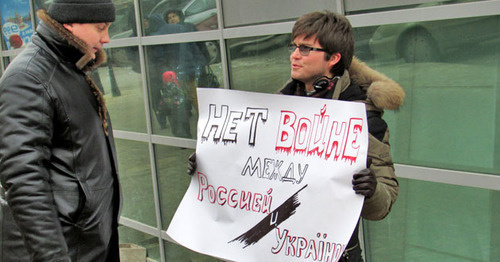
[187,152,197,176]
[352,158,377,198]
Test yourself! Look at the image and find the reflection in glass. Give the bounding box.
[109,0,136,39]
[118,225,160,261]
[33,0,49,11]
[98,46,147,133]
[144,41,221,137]
[154,145,193,228]
[1,0,33,50]
[365,15,499,174]
[345,0,481,15]
[369,16,499,63]
[2,56,12,70]
[353,26,377,61]
[115,139,156,226]
[141,0,218,37]
[155,145,222,261]
[227,34,291,93]
[164,240,222,261]
[33,0,50,26]
[364,178,499,261]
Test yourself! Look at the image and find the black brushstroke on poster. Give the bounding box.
[229,184,308,248]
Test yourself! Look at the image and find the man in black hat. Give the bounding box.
[0,0,121,261]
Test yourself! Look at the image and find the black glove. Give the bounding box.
[352,158,377,198]
[187,152,197,176]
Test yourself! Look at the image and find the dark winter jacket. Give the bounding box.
[0,10,121,262]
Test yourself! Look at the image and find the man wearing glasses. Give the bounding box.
[187,10,405,262]
[279,11,405,261]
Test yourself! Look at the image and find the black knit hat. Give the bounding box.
[48,0,115,23]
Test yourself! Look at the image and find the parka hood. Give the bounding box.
[349,57,405,110]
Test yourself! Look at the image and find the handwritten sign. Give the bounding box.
[167,88,367,261]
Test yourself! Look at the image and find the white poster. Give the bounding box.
[167,88,368,262]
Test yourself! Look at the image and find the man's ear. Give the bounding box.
[328,52,341,68]
[63,23,74,32]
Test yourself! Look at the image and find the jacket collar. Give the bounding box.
[36,9,106,71]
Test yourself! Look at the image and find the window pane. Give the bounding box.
[154,145,193,228]
[364,178,499,261]
[2,56,13,70]
[164,240,222,261]
[144,41,221,137]
[366,15,499,174]
[116,139,156,226]
[227,34,291,93]
[222,0,335,27]
[345,0,481,14]
[33,0,49,11]
[110,0,137,39]
[33,0,49,26]
[155,146,220,259]
[100,46,147,133]
[118,225,161,261]
[1,0,33,50]
[141,0,218,37]
[353,26,377,61]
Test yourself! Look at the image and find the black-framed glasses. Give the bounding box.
[288,43,328,56]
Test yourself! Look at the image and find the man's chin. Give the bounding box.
[91,48,100,58]
[290,72,302,81]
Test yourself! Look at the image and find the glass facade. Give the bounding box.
[344,0,482,15]
[1,0,499,261]
[364,178,499,261]
[366,15,500,175]
[115,139,156,226]
[102,46,148,133]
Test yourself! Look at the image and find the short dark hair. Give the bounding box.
[292,11,354,76]
[165,9,185,23]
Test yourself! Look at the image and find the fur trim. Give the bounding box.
[37,9,109,136]
[37,9,106,70]
[349,57,405,110]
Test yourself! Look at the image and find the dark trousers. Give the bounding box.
[339,219,364,262]
[338,242,363,262]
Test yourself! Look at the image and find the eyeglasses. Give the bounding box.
[288,43,328,56]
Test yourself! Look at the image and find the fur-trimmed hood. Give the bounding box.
[349,57,405,110]
[36,9,106,70]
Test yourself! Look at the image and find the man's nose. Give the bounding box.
[101,33,110,44]
[290,47,302,59]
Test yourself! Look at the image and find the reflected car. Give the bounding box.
[369,15,499,63]
[227,34,290,58]
[353,27,377,61]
